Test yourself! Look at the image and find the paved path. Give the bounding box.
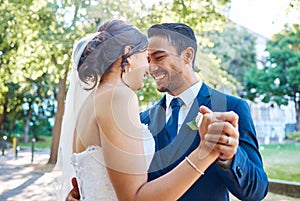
[0,148,299,201]
[0,148,55,201]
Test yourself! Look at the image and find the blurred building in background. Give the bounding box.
[249,100,296,144]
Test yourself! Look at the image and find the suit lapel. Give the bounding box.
[147,97,168,173]
[166,83,212,164]
[148,97,168,151]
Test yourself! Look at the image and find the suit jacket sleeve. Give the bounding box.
[216,98,269,201]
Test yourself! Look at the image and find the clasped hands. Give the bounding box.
[198,106,239,161]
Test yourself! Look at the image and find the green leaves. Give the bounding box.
[244,24,300,109]
[200,22,257,95]
[0,0,87,137]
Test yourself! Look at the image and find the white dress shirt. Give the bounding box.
[165,81,202,135]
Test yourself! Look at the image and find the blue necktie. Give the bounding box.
[165,98,183,142]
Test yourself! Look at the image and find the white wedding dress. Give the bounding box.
[71,124,155,201]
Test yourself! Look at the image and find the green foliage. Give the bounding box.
[286,131,300,141]
[0,0,95,139]
[287,0,300,12]
[245,24,300,106]
[201,22,258,95]
[137,76,163,107]
[194,49,240,93]
[169,0,229,32]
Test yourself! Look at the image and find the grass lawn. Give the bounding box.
[259,142,300,182]
[17,135,53,149]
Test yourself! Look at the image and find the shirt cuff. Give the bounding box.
[216,158,233,169]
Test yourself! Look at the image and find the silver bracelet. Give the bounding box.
[185,157,205,175]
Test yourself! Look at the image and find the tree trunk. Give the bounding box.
[48,75,67,164]
[8,119,15,138]
[0,113,4,136]
[24,107,32,143]
[0,99,8,136]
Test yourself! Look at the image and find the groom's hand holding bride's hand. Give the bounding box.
[66,177,80,201]
[198,106,239,161]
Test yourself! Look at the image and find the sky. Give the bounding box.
[229,0,300,38]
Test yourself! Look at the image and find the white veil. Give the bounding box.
[52,32,100,200]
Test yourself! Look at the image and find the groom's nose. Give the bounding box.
[149,63,159,73]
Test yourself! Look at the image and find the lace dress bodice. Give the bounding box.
[71,125,155,201]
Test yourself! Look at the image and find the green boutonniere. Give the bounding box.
[187,112,203,130]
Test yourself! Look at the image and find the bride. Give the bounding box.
[54,19,219,201]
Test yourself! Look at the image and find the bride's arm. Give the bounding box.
[96,87,219,201]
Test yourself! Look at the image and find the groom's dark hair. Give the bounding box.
[147,23,197,66]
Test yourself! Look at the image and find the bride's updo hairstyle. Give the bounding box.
[77,19,148,90]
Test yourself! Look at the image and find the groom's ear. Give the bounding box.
[124,45,132,65]
[124,45,131,55]
[182,47,194,64]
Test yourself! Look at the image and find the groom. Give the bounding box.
[67,23,268,201]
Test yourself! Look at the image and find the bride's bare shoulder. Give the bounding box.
[94,85,138,112]
[94,85,140,133]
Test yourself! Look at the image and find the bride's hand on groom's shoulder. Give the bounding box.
[66,177,80,201]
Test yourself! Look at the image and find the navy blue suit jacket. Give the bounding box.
[140,83,268,201]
